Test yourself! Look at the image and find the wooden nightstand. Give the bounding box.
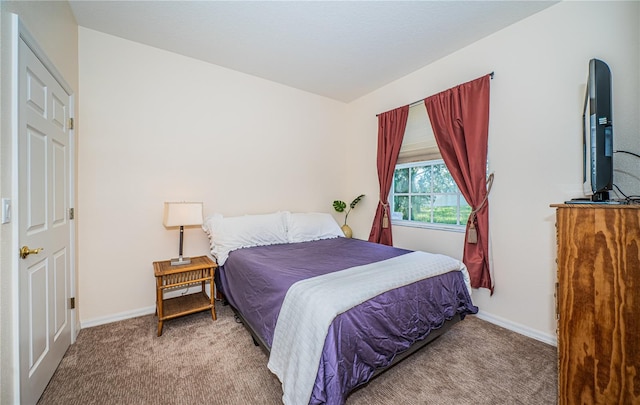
[153,255,217,336]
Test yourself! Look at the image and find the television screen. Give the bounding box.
[583,58,613,201]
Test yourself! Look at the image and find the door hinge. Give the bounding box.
[69,208,74,220]
[555,282,559,320]
[69,117,74,130]
[70,297,76,309]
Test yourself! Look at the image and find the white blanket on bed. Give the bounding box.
[267,251,471,405]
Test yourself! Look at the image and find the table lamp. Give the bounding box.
[163,202,203,266]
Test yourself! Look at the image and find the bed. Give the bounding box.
[203,211,478,405]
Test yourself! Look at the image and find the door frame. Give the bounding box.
[5,13,77,403]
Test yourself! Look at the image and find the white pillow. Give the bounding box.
[287,212,344,243]
[202,212,288,265]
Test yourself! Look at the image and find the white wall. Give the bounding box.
[345,1,640,343]
[77,28,348,323]
[0,2,78,403]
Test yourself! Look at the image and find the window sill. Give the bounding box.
[391,220,466,233]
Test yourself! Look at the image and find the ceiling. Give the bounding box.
[69,1,557,103]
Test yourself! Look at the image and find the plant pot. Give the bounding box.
[341,224,353,238]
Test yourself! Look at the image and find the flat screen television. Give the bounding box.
[582,58,613,202]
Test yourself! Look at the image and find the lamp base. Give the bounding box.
[170,257,191,266]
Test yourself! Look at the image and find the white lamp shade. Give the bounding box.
[163,202,203,227]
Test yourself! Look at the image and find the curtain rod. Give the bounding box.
[377,71,494,116]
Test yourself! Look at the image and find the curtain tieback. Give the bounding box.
[467,173,495,244]
[380,201,390,229]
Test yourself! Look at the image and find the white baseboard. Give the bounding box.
[80,289,557,348]
[81,305,156,329]
[80,285,211,329]
[475,310,557,347]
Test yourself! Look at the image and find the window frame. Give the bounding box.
[390,159,469,233]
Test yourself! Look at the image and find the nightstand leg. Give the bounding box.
[156,277,163,335]
[209,276,216,321]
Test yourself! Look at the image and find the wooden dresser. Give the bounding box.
[552,204,640,404]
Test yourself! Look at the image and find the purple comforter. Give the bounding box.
[216,237,478,405]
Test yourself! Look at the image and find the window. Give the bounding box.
[389,102,470,231]
[391,160,471,230]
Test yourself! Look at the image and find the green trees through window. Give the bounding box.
[392,160,470,227]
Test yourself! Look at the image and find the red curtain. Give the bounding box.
[368,106,409,246]
[423,75,493,292]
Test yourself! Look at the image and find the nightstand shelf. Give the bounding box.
[162,291,211,319]
[153,255,217,336]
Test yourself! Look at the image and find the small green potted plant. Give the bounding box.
[333,194,364,238]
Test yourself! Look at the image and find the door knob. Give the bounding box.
[20,246,43,259]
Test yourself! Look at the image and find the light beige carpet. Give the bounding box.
[38,303,557,404]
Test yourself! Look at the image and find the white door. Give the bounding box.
[18,37,72,405]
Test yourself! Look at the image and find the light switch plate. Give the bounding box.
[2,198,11,224]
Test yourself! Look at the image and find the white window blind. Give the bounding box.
[398,103,441,164]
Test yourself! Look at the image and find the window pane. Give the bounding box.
[410,196,432,222]
[460,198,471,225]
[391,160,475,230]
[393,196,409,220]
[432,163,456,193]
[410,166,430,193]
[394,168,409,193]
[432,194,459,224]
